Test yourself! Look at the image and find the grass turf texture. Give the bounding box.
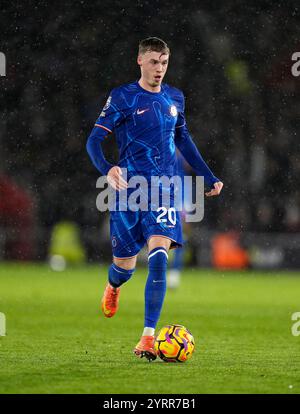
[0,263,300,394]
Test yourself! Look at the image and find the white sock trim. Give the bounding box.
[148,249,168,261]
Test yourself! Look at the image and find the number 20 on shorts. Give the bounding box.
[156,207,176,225]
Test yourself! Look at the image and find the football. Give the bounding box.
[154,324,195,362]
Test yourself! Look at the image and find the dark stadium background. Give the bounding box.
[0,0,299,268]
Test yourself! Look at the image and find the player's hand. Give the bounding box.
[107,166,128,191]
[205,181,223,197]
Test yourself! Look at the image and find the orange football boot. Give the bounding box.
[101,283,120,318]
[133,335,157,361]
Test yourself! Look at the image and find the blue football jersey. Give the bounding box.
[93,81,185,180]
[86,80,220,256]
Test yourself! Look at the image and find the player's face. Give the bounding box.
[138,51,169,88]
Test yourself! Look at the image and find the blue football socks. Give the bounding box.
[144,247,168,329]
[108,263,135,288]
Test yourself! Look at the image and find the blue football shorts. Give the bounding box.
[110,207,183,258]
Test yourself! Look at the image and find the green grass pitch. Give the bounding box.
[0,262,300,394]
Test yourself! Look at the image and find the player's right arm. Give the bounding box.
[86,89,128,190]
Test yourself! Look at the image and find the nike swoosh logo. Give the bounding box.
[136,108,149,115]
[153,280,164,283]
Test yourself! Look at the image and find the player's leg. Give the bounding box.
[134,236,171,360]
[109,255,137,287]
[101,255,137,318]
[144,235,171,332]
[101,210,141,318]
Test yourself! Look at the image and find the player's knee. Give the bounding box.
[108,263,135,287]
[148,247,168,272]
[113,256,137,270]
[148,236,171,252]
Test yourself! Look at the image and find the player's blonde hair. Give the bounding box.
[138,37,170,56]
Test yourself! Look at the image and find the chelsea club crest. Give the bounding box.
[170,105,178,117]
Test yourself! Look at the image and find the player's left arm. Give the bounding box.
[174,94,223,197]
